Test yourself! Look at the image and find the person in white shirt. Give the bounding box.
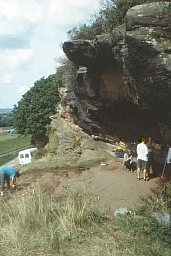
[136,137,148,181]
[166,143,171,178]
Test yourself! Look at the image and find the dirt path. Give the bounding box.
[51,162,159,214]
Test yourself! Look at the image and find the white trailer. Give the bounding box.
[18,147,38,165]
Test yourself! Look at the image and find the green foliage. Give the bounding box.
[0,110,13,126]
[46,124,55,136]
[156,2,171,21]
[46,132,59,153]
[67,22,104,40]
[67,0,168,39]
[0,134,31,155]
[116,214,171,255]
[0,116,13,127]
[13,74,60,148]
[34,148,47,159]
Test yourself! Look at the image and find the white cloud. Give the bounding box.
[0,0,19,19]
[19,85,30,95]
[19,0,44,23]
[0,74,12,85]
[47,0,98,27]
[0,0,44,22]
[0,0,99,108]
[6,49,34,68]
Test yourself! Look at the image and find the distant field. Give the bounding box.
[0,153,18,166]
[0,134,31,155]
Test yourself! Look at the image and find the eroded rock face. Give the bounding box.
[125,2,171,107]
[62,2,171,144]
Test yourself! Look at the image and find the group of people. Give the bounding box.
[0,166,20,195]
[124,137,171,181]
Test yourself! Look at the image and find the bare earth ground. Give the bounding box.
[5,150,161,215]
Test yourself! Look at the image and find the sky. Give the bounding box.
[0,0,99,109]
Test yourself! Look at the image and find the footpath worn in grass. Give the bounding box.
[0,134,31,154]
[0,186,170,256]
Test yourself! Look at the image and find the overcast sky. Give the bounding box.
[0,0,99,109]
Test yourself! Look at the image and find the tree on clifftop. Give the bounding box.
[13,74,60,148]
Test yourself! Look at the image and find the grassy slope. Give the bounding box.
[0,134,31,155]
[0,189,170,256]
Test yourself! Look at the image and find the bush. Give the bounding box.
[34,148,47,159]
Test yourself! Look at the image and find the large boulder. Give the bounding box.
[62,2,171,144]
[76,149,115,167]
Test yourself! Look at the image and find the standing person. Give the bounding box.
[146,137,155,177]
[166,143,171,179]
[0,166,20,195]
[136,138,148,181]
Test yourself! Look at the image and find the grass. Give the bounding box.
[0,134,31,155]
[0,153,18,166]
[0,145,170,255]
[0,184,170,256]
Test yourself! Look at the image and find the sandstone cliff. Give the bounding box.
[61,2,171,144]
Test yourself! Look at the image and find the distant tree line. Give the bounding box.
[0,112,13,127]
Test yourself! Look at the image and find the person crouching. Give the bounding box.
[0,166,20,195]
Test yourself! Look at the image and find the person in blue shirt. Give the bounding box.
[0,166,20,192]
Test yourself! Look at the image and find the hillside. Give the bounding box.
[7,146,160,215]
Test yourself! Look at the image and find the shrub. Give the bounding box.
[34,148,47,159]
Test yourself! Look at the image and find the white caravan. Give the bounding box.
[18,147,38,165]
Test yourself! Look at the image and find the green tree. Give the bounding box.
[13,74,60,148]
[67,0,168,39]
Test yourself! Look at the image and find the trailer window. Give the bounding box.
[20,154,24,159]
[25,154,29,158]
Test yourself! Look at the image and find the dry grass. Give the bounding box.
[0,181,170,256]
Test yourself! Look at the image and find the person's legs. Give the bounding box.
[0,173,5,191]
[137,167,141,179]
[137,159,141,180]
[4,175,10,189]
[142,161,148,181]
[146,164,150,177]
[147,153,151,177]
[129,161,134,172]
[125,160,130,172]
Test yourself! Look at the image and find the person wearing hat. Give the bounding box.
[0,166,20,193]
